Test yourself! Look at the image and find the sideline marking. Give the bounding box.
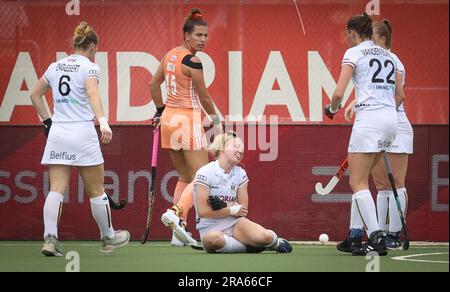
[392,252,449,264]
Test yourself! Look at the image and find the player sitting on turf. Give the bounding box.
[191,132,292,253]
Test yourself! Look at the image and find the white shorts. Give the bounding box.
[348,108,398,153]
[389,111,414,154]
[41,121,104,166]
[198,217,247,240]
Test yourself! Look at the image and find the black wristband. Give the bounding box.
[43,118,52,137]
[156,106,165,114]
[43,118,52,127]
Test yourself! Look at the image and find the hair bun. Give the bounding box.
[191,13,203,20]
[189,8,203,20]
[74,21,91,38]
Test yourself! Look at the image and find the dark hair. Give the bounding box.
[373,19,393,49]
[347,12,373,39]
[183,8,207,37]
[73,21,98,50]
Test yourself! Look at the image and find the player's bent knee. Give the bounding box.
[202,232,225,250]
[259,231,275,246]
[84,186,104,197]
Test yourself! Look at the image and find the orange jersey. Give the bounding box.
[163,47,201,109]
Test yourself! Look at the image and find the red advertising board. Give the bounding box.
[0,125,448,241]
[0,0,448,125]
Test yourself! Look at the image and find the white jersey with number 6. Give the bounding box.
[342,40,397,112]
[43,54,100,122]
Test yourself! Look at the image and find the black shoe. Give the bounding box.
[352,230,388,256]
[337,232,362,253]
[385,232,402,250]
[276,238,293,253]
[246,246,266,254]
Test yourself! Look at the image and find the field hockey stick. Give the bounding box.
[191,244,205,251]
[383,151,410,250]
[141,126,160,244]
[315,158,349,195]
[106,194,127,210]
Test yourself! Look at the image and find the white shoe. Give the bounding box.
[42,235,63,257]
[171,233,186,247]
[100,230,130,254]
[161,209,197,245]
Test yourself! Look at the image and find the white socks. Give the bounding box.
[265,229,279,250]
[352,190,379,237]
[377,190,390,232]
[90,193,115,239]
[350,198,364,230]
[389,188,407,234]
[43,191,64,239]
[216,235,247,253]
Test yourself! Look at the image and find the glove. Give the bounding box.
[152,105,165,127]
[43,118,52,137]
[208,196,227,210]
[324,104,340,120]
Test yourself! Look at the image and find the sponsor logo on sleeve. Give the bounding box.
[196,174,208,182]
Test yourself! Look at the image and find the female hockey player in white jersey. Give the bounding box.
[324,13,405,256]
[343,19,412,250]
[30,22,130,256]
[190,132,292,254]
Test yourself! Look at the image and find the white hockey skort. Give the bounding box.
[41,121,104,166]
[389,111,413,154]
[348,108,398,153]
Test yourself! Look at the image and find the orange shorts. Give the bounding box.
[160,106,208,150]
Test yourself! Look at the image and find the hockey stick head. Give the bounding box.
[315,176,340,195]
[315,182,326,195]
[191,244,205,251]
[107,194,127,210]
[402,239,410,250]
